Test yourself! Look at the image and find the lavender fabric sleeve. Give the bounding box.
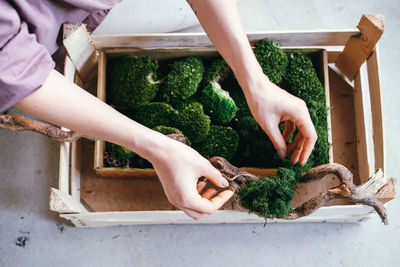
[0,0,120,112]
[0,0,55,112]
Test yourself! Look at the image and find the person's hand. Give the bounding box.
[148,137,234,220]
[243,73,318,166]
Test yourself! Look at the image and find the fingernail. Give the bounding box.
[278,149,286,160]
[221,178,229,187]
[292,159,298,166]
[300,160,306,167]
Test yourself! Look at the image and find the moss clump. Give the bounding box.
[285,52,329,166]
[201,59,231,86]
[200,81,238,124]
[107,55,159,110]
[160,56,205,104]
[153,125,191,146]
[238,167,296,218]
[194,125,239,161]
[106,142,135,161]
[228,81,252,122]
[134,102,179,129]
[178,102,211,144]
[254,39,288,84]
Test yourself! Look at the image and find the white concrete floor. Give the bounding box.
[1,0,400,266]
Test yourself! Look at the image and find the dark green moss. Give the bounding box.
[178,102,211,144]
[237,167,296,218]
[107,55,159,110]
[160,56,204,104]
[200,81,238,124]
[237,116,263,139]
[131,155,153,169]
[153,125,191,146]
[201,59,231,87]
[194,125,239,161]
[134,102,179,129]
[285,51,329,166]
[228,82,252,122]
[106,142,135,161]
[254,39,288,84]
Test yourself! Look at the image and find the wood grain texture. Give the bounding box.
[328,66,360,184]
[92,30,359,49]
[353,69,371,180]
[335,14,384,80]
[366,46,385,172]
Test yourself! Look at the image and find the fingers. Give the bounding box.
[299,135,316,166]
[290,136,304,165]
[189,189,234,214]
[196,181,207,193]
[202,162,229,188]
[282,121,295,141]
[293,113,318,166]
[201,188,218,199]
[264,124,287,160]
[181,207,209,220]
[181,187,227,220]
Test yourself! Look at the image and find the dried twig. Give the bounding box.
[209,157,394,224]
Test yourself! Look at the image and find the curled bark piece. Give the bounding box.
[209,156,259,191]
[0,114,88,142]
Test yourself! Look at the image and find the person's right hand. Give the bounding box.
[148,136,234,220]
[242,73,318,166]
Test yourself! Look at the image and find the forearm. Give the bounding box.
[15,69,168,161]
[187,0,265,92]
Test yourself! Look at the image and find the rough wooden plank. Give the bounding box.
[328,66,360,183]
[49,188,87,213]
[335,14,384,80]
[63,24,97,81]
[323,50,334,163]
[94,51,106,171]
[366,46,385,172]
[328,51,341,64]
[353,68,371,181]
[92,30,359,49]
[59,205,376,227]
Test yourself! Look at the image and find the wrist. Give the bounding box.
[237,68,272,97]
[128,126,172,163]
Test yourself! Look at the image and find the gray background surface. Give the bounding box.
[1,0,399,266]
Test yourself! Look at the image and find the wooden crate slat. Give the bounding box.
[366,46,385,172]
[92,30,359,49]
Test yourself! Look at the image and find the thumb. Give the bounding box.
[265,124,287,160]
[203,163,230,188]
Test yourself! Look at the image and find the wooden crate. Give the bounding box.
[50,26,393,227]
[94,47,332,178]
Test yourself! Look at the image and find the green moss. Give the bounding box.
[237,116,263,139]
[153,125,191,146]
[107,55,159,110]
[228,82,252,122]
[201,59,231,87]
[200,81,238,124]
[178,102,211,144]
[194,125,239,161]
[285,51,329,166]
[134,102,179,129]
[237,167,296,218]
[106,142,135,161]
[131,155,153,169]
[160,56,205,104]
[254,39,288,84]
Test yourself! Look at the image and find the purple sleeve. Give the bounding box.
[0,0,55,112]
